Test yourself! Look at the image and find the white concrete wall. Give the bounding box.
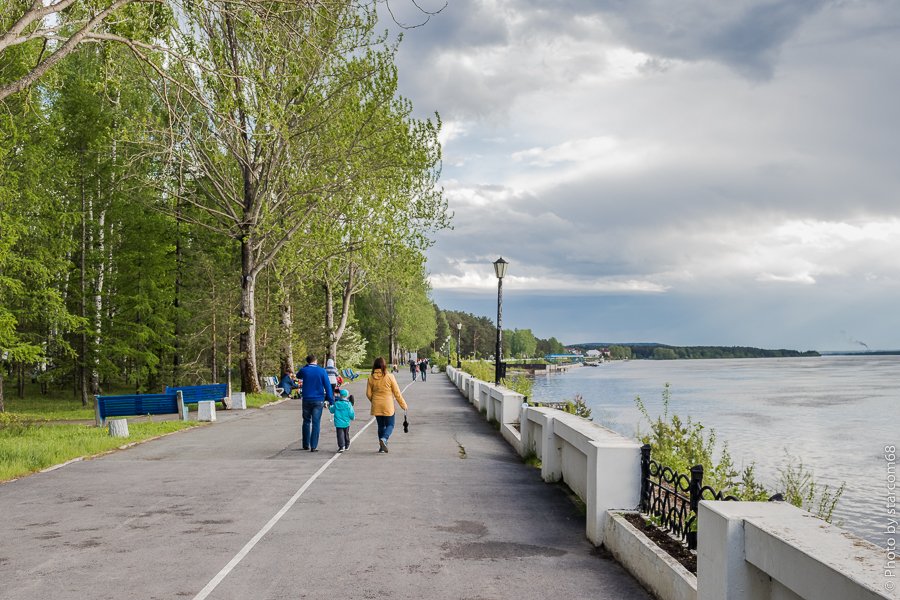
[520,406,642,544]
[604,511,698,600]
[698,501,895,600]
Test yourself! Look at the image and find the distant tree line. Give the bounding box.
[576,344,820,360]
[418,308,566,361]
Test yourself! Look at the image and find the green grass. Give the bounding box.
[0,420,202,481]
[245,393,279,408]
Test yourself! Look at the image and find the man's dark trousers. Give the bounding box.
[302,401,324,449]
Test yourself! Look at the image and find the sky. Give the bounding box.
[382,0,900,351]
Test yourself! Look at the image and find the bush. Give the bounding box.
[636,383,845,521]
[562,394,592,421]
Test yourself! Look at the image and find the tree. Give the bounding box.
[127,4,443,392]
[357,252,435,364]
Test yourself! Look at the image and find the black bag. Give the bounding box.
[402,412,409,433]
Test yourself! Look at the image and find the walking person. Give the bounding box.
[296,354,334,452]
[419,358,427,382]
[366,357,407,453]
[409,358,417,381]
[325,358,340,404]
[329,389,355,452]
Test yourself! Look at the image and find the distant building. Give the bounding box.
[586,350,601,358]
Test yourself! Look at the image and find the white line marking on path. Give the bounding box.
[194,382,414,600]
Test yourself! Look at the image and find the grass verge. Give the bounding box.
[0,421,201,482]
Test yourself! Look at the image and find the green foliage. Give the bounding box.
[501,372,533,399]
[563,394,592,421]
[460,360,493,382]
[776,451,845,524]
[636,384,845,518]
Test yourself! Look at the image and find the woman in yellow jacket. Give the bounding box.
[366,357,407,453]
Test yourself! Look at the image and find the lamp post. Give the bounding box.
[446,335,451,366]
[456,321,462,369]
[493,257,508,384]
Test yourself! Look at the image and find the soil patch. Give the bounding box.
[623,513,697,574]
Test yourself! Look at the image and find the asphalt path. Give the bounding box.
[0,373,650,599]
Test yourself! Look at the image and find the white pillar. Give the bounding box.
[231,392,247,410]
[177,390,188,421]
[198,400,217,422]
[108,418,129,437]
[539,412,561,483]
[585,440,641,545]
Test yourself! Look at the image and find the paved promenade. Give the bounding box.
[0,373,650,599]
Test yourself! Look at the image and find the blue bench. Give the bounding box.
[165,384,228,407]
[342,368,360,381]
[94,391,186,427]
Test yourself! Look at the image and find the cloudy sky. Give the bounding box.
[383,0,900,351]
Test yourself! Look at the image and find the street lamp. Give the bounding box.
[446,335,451,365]
[456,321,462,369]
[493,257,508,384]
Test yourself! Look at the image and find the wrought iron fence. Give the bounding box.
[638,444,782,551]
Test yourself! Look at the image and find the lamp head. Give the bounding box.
[493,257,508,279]
[456,321,462,331]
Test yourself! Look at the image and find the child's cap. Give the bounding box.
[339,389,349,398]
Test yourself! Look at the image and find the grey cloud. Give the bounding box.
[518,0,830,79]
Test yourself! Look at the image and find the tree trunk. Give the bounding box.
[90,203,104,396]
[17,360,24,398]
[80,152,88,407]
[211,304,218,384]
[324,278,335,362]
[278,277,294,376]
[239,237,261,393]
[173,196,182,385]
[330,265,356,364]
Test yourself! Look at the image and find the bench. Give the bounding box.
[94,391,187,427]
[165,384,228,408]
[261,376,284,396]
[342,368,360,381]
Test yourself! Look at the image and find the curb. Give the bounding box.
[259,397,291,408]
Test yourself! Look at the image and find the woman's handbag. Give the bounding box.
[403,411,409,433]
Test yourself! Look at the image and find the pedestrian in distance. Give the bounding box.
[329,389,355,452]
[409,358,417,381]
[296,354,334,452]
[367,357,407,453]
[419,358,428,382]
[325,358,340,404]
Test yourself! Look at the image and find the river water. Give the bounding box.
[528,355,897,544]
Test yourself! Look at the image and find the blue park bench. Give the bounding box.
[94,391,187,427]
[341,368,360,381]
[165,384,229,408]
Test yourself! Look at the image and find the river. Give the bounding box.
[527,355,897,544]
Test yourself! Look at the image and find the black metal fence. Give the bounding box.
[639,444,749,551]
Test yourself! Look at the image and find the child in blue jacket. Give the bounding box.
[329,389,355,452]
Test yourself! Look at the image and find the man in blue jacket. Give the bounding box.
[296,354,334,452]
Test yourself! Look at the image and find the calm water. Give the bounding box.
[528,355,898,544]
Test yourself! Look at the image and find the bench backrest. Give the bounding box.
[165,384,228,404]
[97,393,179,421]
[261,376,279,386]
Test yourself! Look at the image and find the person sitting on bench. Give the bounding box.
[278,371,300,398]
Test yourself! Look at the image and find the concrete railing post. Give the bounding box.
[585,440,641,545]
[540,414,561,483]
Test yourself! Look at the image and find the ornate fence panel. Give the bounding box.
[639,444,741,551]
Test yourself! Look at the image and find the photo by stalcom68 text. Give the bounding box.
[886,444,897,594]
